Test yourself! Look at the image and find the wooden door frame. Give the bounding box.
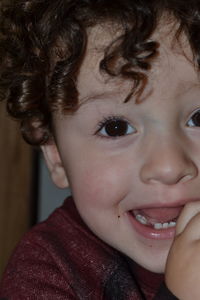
[0,102,34,277]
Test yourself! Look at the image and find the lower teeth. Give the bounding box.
[153,221,176,229]
[135,214,176,230]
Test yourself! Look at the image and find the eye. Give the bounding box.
[187,110,200,127]
[96,117,136,137]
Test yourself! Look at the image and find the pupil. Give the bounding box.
[193,111,200,126]
[105,120,128,136]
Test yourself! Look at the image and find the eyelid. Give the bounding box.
[95,115,124,133]
[95,115,136,137]
[187,108,200,127]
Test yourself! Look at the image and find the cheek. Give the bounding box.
[67,158,131,243]
[67,157,130,209]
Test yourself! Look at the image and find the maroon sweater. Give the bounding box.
[0,197,178,299]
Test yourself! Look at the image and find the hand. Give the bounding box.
[165,201,200,300]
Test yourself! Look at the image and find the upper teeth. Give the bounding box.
[135,214,176,230]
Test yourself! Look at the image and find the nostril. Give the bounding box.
[140,161,197,186]
[179,174,194,183]
[139,140,198,186]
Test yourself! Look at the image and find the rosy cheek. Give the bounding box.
[71,160,128,208]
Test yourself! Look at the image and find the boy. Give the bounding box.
[0,0,200,298]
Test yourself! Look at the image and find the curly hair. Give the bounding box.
[0,0,200,145]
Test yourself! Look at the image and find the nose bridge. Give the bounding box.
[140,131,197,185]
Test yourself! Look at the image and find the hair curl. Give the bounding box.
[0,0,200,145]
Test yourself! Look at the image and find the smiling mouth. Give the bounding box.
[132,212,177,229]
[129,206,183,230]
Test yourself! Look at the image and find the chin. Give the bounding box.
[145,262,165,274]
[136,253,167,274]
[125,247,168,274]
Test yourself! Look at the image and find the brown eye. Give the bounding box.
[187,110,200,127]
[98,118,135,137]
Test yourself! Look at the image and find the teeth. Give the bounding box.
[135,214,148,225]
[154,223,163,229]
[153,221,176,230]
[135,214,176,229]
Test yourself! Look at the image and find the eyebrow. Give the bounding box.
[79,90,126,106]
[175,81,200,98]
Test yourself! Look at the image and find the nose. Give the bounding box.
[140,137,197,185]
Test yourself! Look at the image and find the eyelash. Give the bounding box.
[95,115,136,138]
[94,109,200,139]
[187,109,200,127]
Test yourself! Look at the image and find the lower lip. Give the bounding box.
[127,212,176,240]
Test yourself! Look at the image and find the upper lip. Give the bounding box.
[129,198,200,211]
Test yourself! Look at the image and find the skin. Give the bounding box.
[41,21,200,291]
[165,202,200,299]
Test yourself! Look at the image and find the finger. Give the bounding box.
[177,212,200,241]
[176,201,200,236]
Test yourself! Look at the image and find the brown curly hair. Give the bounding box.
[0,0,200,145]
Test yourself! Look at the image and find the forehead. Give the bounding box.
[77,24,127,102]
[76,19,199,106]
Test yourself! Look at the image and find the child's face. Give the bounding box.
[43,23,200,273]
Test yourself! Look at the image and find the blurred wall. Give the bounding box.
[0,103,33,278]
